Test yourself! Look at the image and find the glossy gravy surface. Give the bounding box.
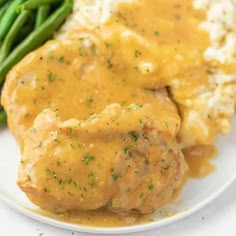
[36,145,216,228]
[184,145,217,178]
[3,0,216,228]
[37,208,152,227]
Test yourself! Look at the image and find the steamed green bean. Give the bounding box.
[18,0,62,12]
[0,110,7,125]
[0,2,9,22]
[0,0,73,86]
[0,0,8,8]
[35,5,50,29]
[0,0,26,41]
[0,10,31,63]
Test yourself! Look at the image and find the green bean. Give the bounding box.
[0,0,8,8]
[35,5,50,29]
[0,0,26,41]
[0,110,7,126]
[0,0,73,86]
[0,11,31,63]
[0,1,9,22]
[18,0,62,12]
[13,12,36,45]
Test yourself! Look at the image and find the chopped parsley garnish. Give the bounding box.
[107,59,113,68]
[105,42,112,48]
[134,66,140,73]
[107,202,113,209]
[81,155,95,165]
[134,49,142,58]
[133,103,143,109]
[130,132,138,141]
[139,119,145,128]
[88,171,95,177]
[121,100,127,106]
[87,96,94,103]
[140,192,144,198]
[47,72,56,82]
[123,145,132,154]
[148,184,154,190]
[112,173,121,181]
[58,56,64,63]
[68,127,75,135]
[79,47,83,56]
[56,159,61,166]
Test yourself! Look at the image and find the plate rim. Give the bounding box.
[1,171,236,234]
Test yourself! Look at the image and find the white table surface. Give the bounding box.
[0,180,235,236]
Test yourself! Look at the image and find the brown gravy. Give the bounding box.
[6,0,218,228]
[184,145,217,178]
[36,208,152,227]
[34,145,217,227]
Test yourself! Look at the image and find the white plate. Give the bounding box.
[0,116,236,234]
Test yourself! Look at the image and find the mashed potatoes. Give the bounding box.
[56,0,236,147]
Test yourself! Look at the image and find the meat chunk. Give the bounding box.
[1,35,174,149]
[2,31,217,151]
[18,103,187,214]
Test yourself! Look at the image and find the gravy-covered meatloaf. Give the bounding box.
[2,0,236,218]
[18,103,186,214]
[2,34,187,214]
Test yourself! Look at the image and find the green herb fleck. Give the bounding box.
[130,132,138,141]
[105,42,112,48]
[112,173,121,181]
[206,69,214,74]
[107,202,113,209]
[134,66,140,73]
[107,59,113,68]
[140,192,144,198]
[162,163,171,170]
[148,184,154,190]
[81,155,95,165]
[59,57,64,63]
[68,127,75,135]
[133,103,143,109]
[88,181,95,188]
[88,171,95,178]
[87,96,94,103]
[123,145,132,154]
[79,47,83,56]
[52,171,57,179]
[48,51,54,59]
[47,72,56,82]
[139,119,145,128]
[56,159,61,166]
[121,101,127,106]
[134,49,142,58]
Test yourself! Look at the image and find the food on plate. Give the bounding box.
[1,0,236,225]
[0,0,73,121]
[18,102,186,214]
